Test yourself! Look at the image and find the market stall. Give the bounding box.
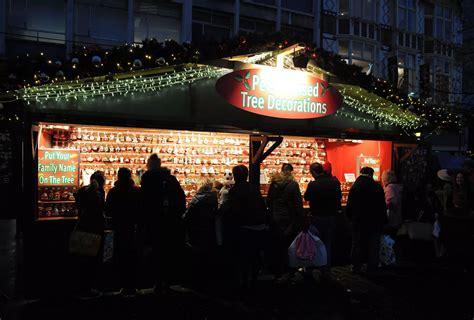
[19,44,425,221]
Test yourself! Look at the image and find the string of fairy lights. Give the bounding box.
[16,66,229,104]
[0,34,463,130]
[336,84,426,130]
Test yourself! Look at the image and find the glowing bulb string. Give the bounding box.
[16,66,230,103]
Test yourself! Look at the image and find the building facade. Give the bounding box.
[0,0,463,106]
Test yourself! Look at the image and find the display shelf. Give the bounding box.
[48,124,328,201]
[38,200,76,204]
[37,216,78,221]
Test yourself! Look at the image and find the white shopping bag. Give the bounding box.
[288,231,327,268]
[379,235,396,266]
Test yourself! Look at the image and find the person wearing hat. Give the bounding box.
[436,169,453,213]
[346,167,387,276]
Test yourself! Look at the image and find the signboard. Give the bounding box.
[357,155,381,181]
[216,68,342,119]
[38,149,80,186]
[344,173,356,182]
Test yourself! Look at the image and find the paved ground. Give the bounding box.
[5,261,474,320]
[2,217,474,320]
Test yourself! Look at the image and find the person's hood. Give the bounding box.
[114,178,135,188]
[385,183,402,193]
[271,172,295,188]
[144,167,172,179]
[186,190,216,212]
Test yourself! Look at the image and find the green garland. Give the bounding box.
[0,33,462,130]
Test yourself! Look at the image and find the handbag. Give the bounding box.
[406,222,433,241]
[405,210,433,241]
[69,227,102,257]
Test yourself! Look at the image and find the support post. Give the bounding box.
[276,0,281,32]
[0,0,6,56]
[181,0,192,43]
[233,0,240,36]
[66,0,74,57]
[249,135,283,187]
[312,0,321,47]
[127,0,134,44]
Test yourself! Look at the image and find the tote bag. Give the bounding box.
[69,228,102,257]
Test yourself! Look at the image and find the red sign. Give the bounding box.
[357,155,381,181]
[216,68,342,119]
[38,149,80,186]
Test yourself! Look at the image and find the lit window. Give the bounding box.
[338,40,349,56]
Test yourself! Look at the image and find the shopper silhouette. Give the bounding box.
[105,167,141,297]
[346,167,387,276]
[73,170,106,299]
[140,154,186,293]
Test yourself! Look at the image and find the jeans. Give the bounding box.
[312,215,337,270]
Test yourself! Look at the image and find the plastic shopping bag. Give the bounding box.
[103,230,114,262]
[288,231,327,268]
[379,235,396,266]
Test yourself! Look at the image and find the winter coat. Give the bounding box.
[184,190,218,251]
[346,175,387,232]
[140,167,186,228]
[74,185,105,235]
[225,181,267,228]
[384,183,403,229]
[304,174,342,217]
[266,172,304,234]
[105,180,141,237]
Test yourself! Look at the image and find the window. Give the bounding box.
[363,43,374,60]
[338,19,350,34]
[339,0,349,16]
[282,0,312,12]
[351,21,376,39]
[411,35,417,49]
[381,28,391,46]
[432,5,452,42]
[397,52,416,93]
[398,0,416,32]
[354,21,360,36]
[350,0,375,20]
[425,18,433,36]
[252,0,275,5]
[322,15,336,35]
[363,0,375,21]
[369,24,374,39]
[352,41,363,58]
[361,22,367,37]
[338,40,349,56]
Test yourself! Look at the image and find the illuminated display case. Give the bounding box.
[38,124,362,220]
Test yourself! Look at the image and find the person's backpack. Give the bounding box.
[157,176,185,221]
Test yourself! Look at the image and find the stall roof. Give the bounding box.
[8,54,424,139]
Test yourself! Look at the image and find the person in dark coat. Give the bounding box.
[140,154,186,293]
[223,165,267,297]
[73,171,106,299]
[304,162,342,273]
[105,167,141,297]
[183,179,218,291]
[346,167,387,275]
[266,163,304,278]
